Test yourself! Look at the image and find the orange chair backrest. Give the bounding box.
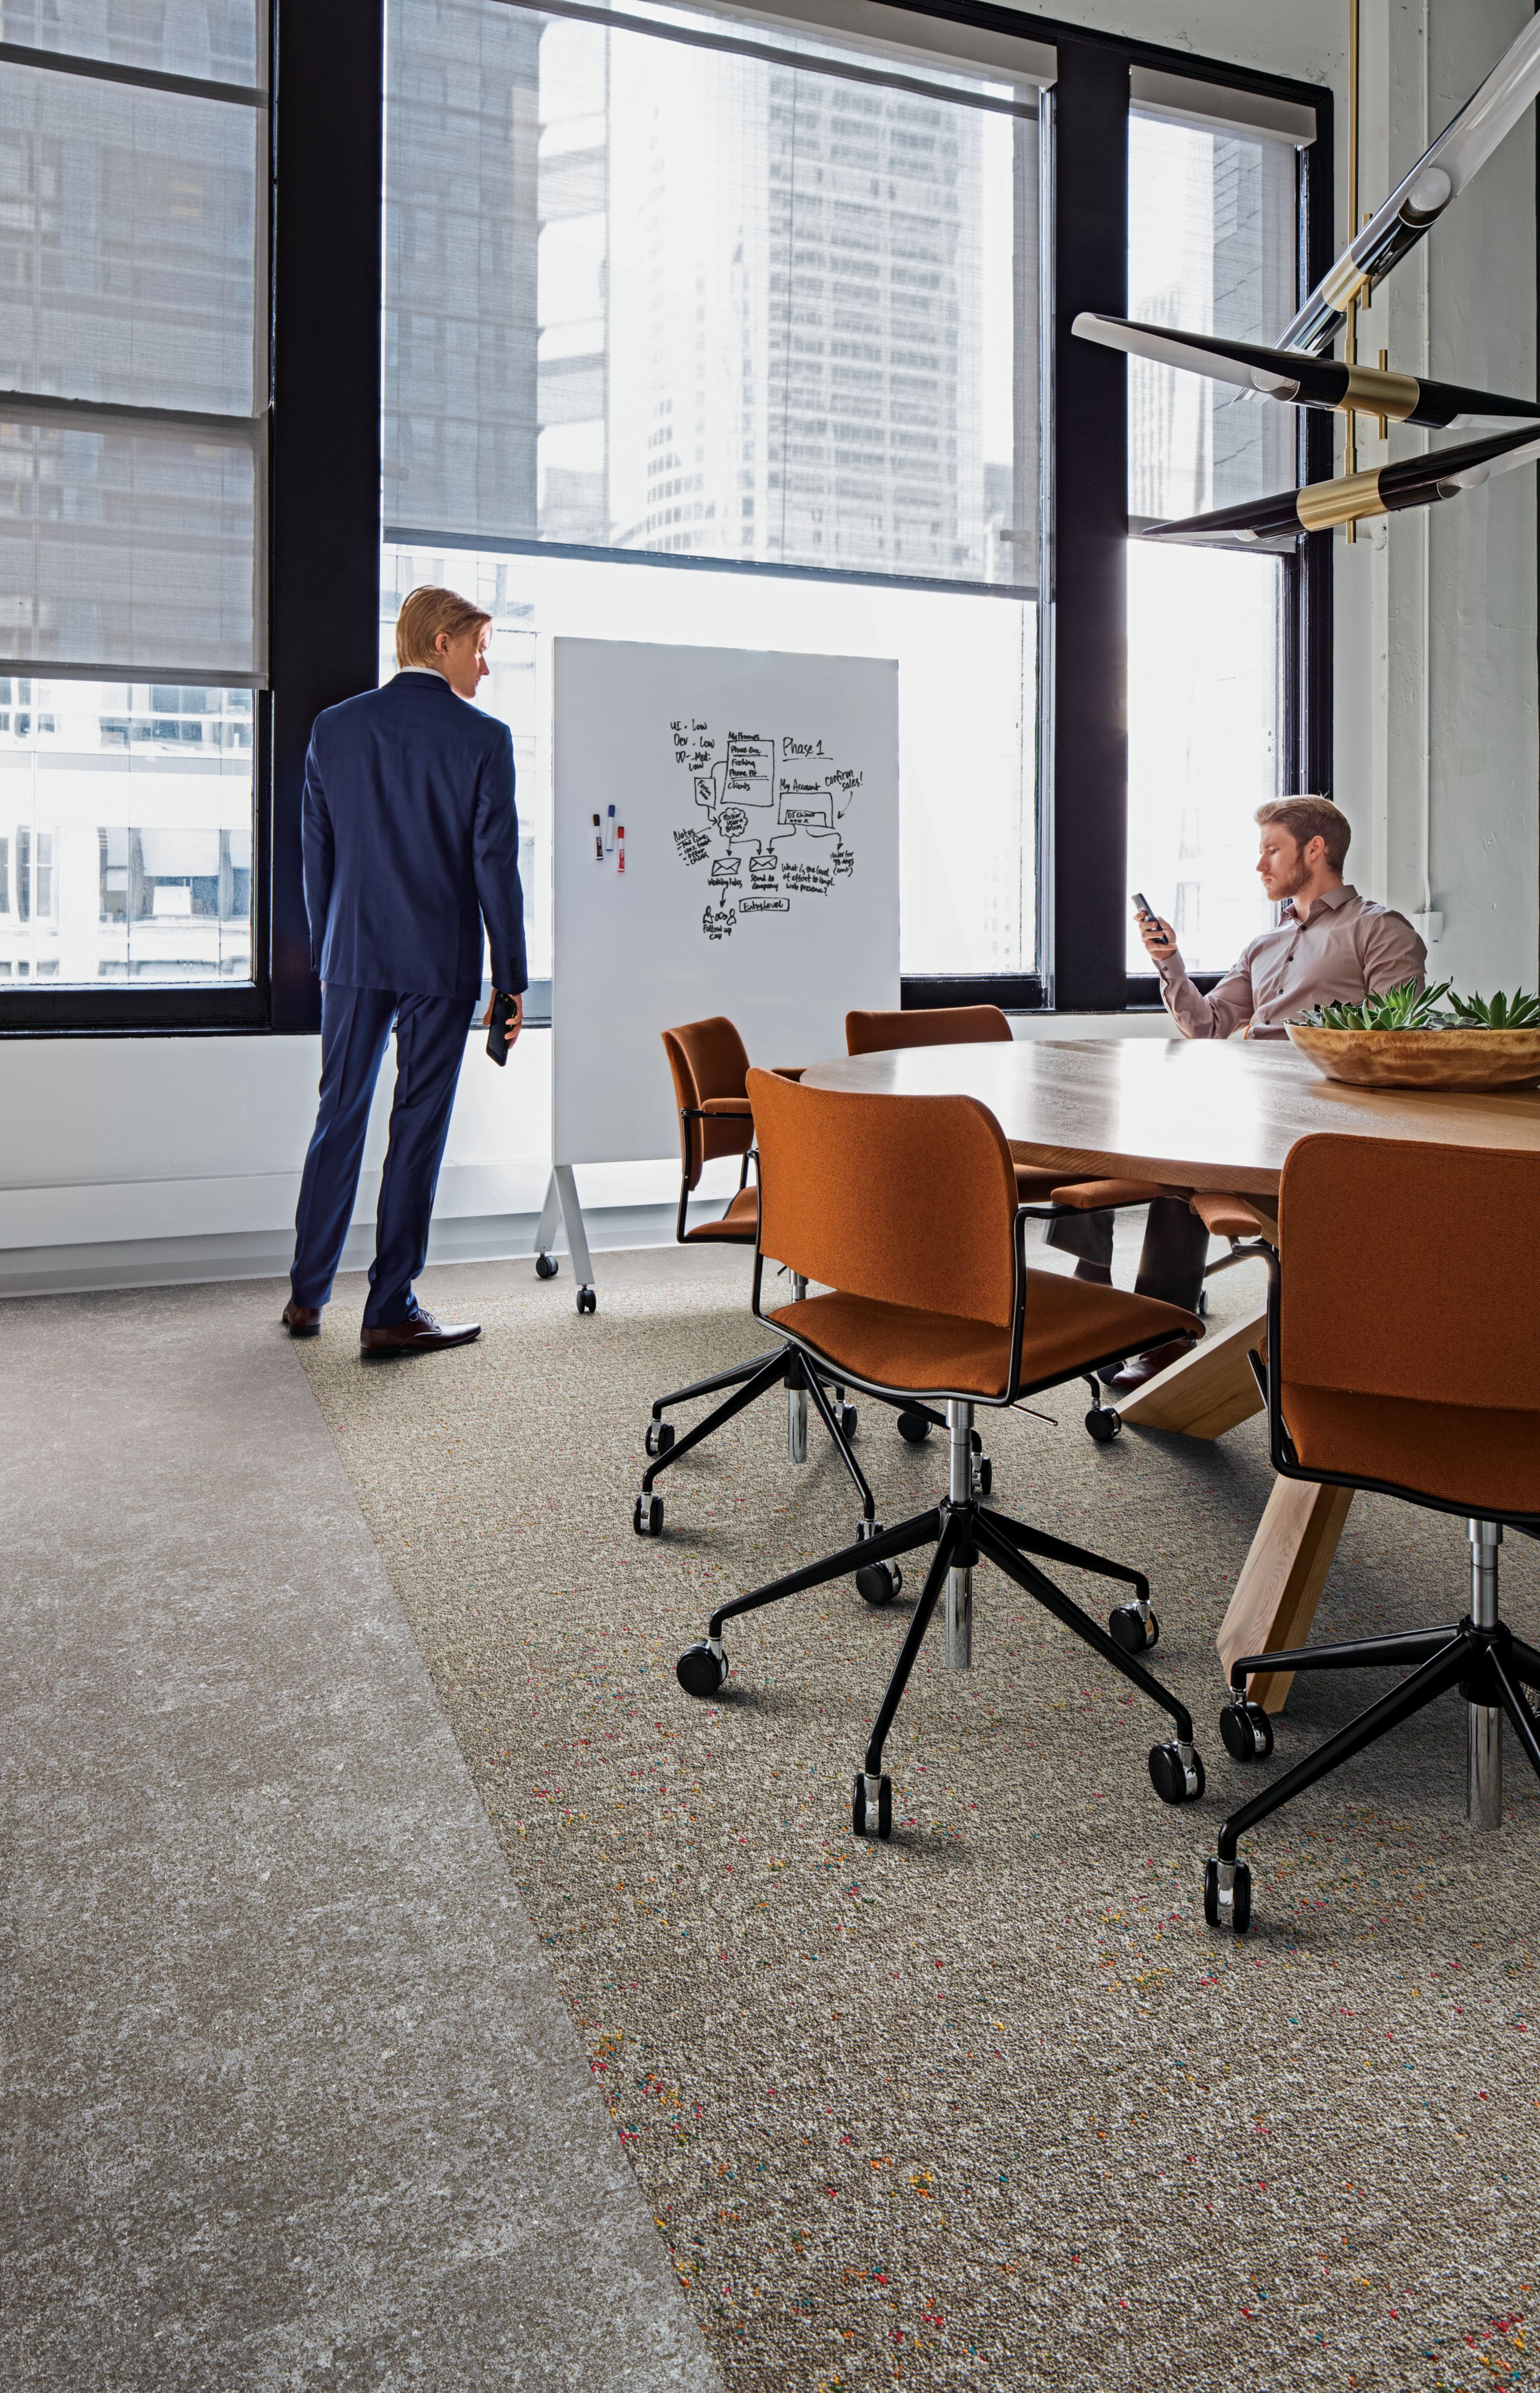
[662,1016,754,1187]
[845,1003,1012,1056]
[1277,1135,1539,1414]
[747,1067,1018,1327]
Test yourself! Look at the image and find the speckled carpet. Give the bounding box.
[299,1239,1540,2393]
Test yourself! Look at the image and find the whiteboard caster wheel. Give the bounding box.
[1204,1856,1252,1933]
[896,1409,931,1444]
[577,1285,596,1314]
[851,1771,892,1839]
[971,1454,992,1497]
[534,1252,559,1280]
[1220,1698,1273,1762]
[644,1419,675,1458]
[1149,1740,1205,1806]
[677,1638,727,1699]
[838,1404,859,1438]
[633,1492,663,1537]
[1085,1405,1121,1443]
[1109,1600,1157,1654]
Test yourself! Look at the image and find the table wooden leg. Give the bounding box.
[1112,1310,1267,1441]
[1215,1478,1356,1712]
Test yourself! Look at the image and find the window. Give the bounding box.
[1125,90,1307,976]
[383,0,1048,998]
[0,4,269,1014]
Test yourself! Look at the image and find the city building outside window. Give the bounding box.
[0,7,268,1005]
[1125,90,1308,974]
[383,0,1048,1001]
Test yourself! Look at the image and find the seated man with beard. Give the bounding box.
[1046,795,1427,1392]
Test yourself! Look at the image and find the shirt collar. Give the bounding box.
[395,666,447,680]
[1284,881,1355,925]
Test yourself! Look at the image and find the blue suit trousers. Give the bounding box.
[290,985,474,1329]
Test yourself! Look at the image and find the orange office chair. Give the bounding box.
[674,1069,1209,1837]
[845,1003,1187,1441]
[636,1019,881,1549]
[1206,1136,1540,1935]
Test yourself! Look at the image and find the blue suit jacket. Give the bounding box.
[301,671,529,1000]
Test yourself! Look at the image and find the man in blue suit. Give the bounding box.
[283,585,528,1354]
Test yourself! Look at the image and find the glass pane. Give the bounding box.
[0,678,254,984]
[0,63,259,413]
[0,2,261,86]
[382,541,1036,984]
[1126,541,1280,972]
[1127,108,1297,520]
[0,415,259,677]
[385,0,1036,590]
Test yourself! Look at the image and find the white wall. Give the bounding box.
[2,0,1535,1295]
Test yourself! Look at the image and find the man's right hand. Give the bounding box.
[1140,913,1178,965]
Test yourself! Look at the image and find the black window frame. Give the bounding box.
[0,0,1327,1039]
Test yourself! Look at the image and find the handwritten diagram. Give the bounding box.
[668,718,860,940]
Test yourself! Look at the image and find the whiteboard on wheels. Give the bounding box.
[551,638,900,1169]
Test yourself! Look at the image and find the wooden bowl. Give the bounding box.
[1286,1022,1540,1090]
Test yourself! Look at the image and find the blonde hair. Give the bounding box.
[1255,795,1351,872]
[395,585,492,671]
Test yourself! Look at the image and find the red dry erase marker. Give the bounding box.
[617,825,626,874]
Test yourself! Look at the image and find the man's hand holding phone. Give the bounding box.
[1132,891,1178,964]
[483,988,524,1064]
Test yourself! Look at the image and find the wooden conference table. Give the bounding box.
[801,1036,1540,1709]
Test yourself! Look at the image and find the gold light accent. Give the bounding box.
[1342,360,1419,423]
[1323,253,1371,311]
[1297,467,1387,530]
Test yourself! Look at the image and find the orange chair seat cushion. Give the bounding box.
[1281,1381,1540,1518]
[769,1272,1200,1399]
[685,1185,759,1242]
[1048,1177,1185,1210]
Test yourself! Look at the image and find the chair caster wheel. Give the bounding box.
[838,1404,859,1438]
[633,1492,663,1537]
[1108,1600,1158,1654]
[1220,1698,1273,1762]
[1085,1406,1122,1443]
[576,1286,596,1314]
[896,1409,931,1444]
[534,1251,559,1279]
[677,1639,727,1699]
[644,1419,675,1458]
[971,1455,992,1497]
[851,1771,892,1839]
[1149,1741,1205,1805]
[856,1561,902,1608]
[1204,1855,1252,1933]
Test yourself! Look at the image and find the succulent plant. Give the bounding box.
[1446,987,1540,1029]
[1294,979,1451,1032]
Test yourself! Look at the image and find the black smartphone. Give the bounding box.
[485,989,516,1066]
[1131,889,1155,923]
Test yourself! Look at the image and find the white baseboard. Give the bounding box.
[0,1201,717,1301]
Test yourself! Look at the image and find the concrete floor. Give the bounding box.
[0,1279,721,2393]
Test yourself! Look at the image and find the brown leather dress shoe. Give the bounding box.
[360,1307,481,1357]
[282,1300,322,1337]
[1100,1331,1200,1394]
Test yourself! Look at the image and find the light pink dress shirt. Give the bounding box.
[1156,883,1428,1040]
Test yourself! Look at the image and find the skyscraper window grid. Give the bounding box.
[384,0,1043,985]
[0,4,268,996]
[1125,100,1299,975]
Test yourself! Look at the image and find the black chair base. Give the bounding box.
[1206,1616,1540,1935]
[638,1356,971,1546]
[675,1464,1204,1837]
